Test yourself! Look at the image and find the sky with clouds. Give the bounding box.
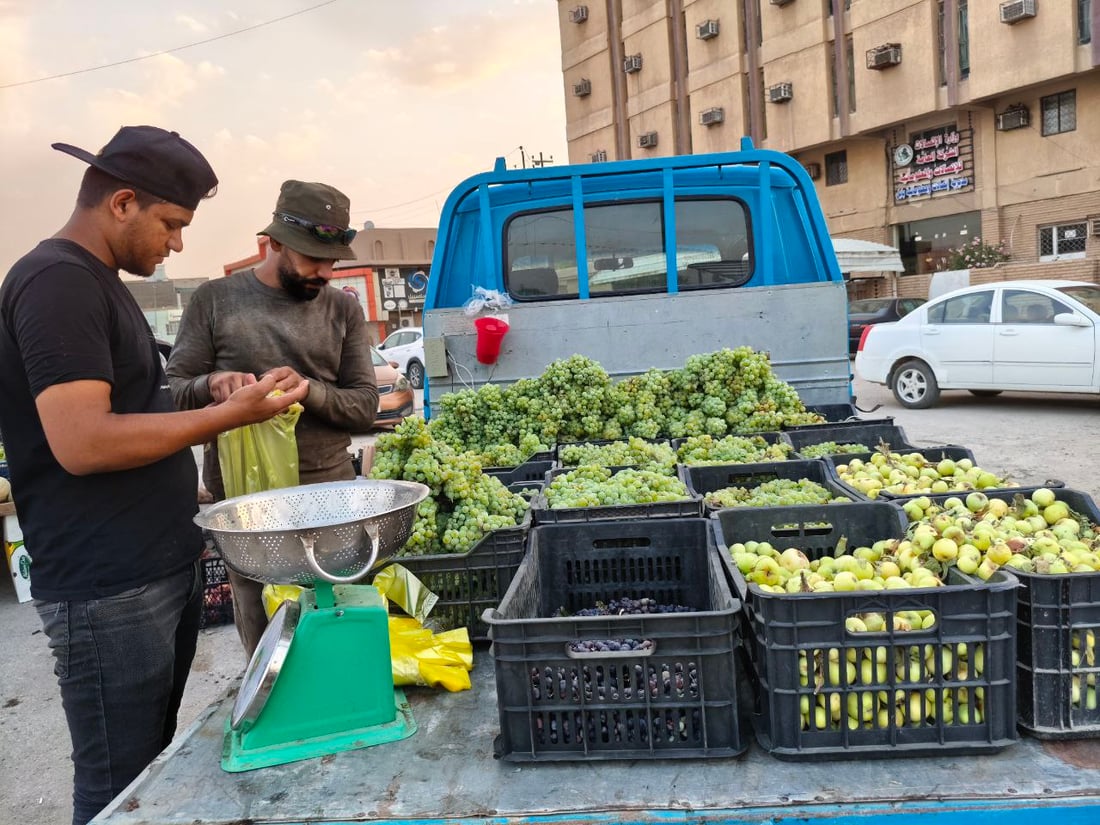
[0,0,568,280]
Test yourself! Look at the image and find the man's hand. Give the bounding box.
[209,370,258,403]
[263,366,311,398]
[224,374,309,425]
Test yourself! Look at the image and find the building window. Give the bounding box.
[937,1,970,84]
[829,46,838,117]
[825,151,848,186]
[937,2,946,85]
[825,0,852,16]
[846,36,856,112]
[1080,0,1092,44]
[958,1,970,80]
[758,69,767,140]
[1041,90,1076,136]
[1039,223,1088,261]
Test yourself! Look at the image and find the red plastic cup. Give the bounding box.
[474,316,509,364]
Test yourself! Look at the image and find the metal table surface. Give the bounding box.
[92,657,1100,825]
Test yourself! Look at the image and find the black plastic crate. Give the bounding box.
[482,450,555,478]
[390,510,531,643]
[915,487,1100,739]
[485,460,554,487]
[484,517,747,761]
[786,422,916,459]
[532,466,702,524]
[799,403,862,424]
[200,549,234,630]
[712,503,1019,759]
[672,431,794,466]
[679,459,856,512]
[822,445,986,501]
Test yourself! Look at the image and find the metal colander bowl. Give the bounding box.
[194,479,429,585]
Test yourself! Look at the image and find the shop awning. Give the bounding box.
[831,238,905,274]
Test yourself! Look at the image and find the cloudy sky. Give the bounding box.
[0,0,568,280]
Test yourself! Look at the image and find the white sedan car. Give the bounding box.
[376,325,425,389]
[855,279,1100,408]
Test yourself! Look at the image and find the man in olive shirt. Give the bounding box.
[168,180,378,657]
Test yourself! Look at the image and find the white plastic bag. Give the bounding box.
[463,286,513,316]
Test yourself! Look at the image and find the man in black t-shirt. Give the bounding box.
[0,126,309,825]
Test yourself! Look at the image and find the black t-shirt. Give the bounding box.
[0,239,202,601]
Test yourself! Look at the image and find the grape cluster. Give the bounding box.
[545,467,690,509]
[427,348,824,457]
[705,477,848,509]
[570,597,695,616]
[369,417,529,555]
[676,434,793,466]
[558,437,678,473]
[568,638,656,653]
[799,441,872,459]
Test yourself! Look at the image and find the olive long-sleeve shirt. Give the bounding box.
[167,270,379,498]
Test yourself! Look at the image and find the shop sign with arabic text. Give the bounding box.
[892,126,974,203]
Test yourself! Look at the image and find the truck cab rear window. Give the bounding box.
[505,198,751,300]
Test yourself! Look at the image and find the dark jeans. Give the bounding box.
[35,560,202,825]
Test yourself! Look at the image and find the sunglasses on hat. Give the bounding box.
[275,212,357,245]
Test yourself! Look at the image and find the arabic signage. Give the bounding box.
[892,125,974,204]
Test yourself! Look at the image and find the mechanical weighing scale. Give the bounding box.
[195,479,429,772]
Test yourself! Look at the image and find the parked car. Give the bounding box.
[372,347,415,427]
[855,279,1100,408]
[377,326,425,389]
[847,297,925,355]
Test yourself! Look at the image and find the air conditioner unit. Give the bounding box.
[569,5,589,23]
[696,19,720,40]
[996,106,1030,131]
[700,107,725,126]
[573,78,591,97]
[623,54,643,73]
[803,162,822,180]
[866,43,902,70]
[590,149,608,163]
[1090,218,1100,237]
[768,82,794,103]
[637,131,659,149]
[999,0,1036,24]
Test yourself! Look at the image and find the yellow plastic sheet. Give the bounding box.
[217,402,303,498]
[260,573,473,692]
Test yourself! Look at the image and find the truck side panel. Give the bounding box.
[424,281,850,418]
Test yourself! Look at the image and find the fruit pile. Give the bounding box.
[369,417,529,555]
[557,438,678,473]
[728,540,944,600]
[675,434,792,466]
[544,466,692,509]
[900,489,1100,578]
[427,348,823,458]
[834,450,1015,499]
[798,643,988,731]
[705,478,848,509]
[799,441,872,459]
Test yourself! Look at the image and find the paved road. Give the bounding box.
[2,381,1099,825]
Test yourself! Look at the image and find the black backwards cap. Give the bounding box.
[52,125,218,211]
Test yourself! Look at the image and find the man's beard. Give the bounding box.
[277,265,326,301]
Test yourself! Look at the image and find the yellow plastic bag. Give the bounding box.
[260,575,474,693]
[389,618,473,692]
[217,402,303,498]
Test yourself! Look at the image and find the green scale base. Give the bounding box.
[222,583,416,773]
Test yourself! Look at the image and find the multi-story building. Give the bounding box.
[558,0,1100,298]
